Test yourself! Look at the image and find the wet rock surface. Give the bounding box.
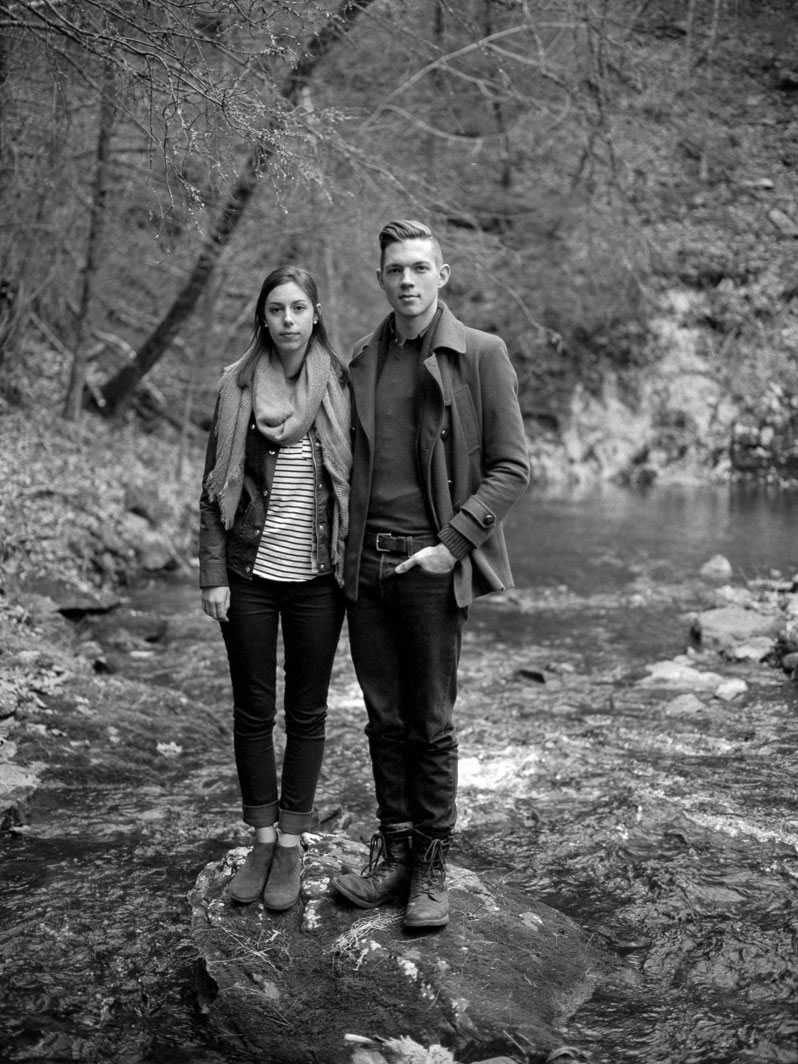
[189,834,613,1064]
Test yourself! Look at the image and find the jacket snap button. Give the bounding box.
[441,428,448,439]
[484,514,495,525]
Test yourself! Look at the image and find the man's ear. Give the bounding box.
[437,263,451,289]
[376,268,384,289]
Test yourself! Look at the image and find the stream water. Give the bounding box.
[1,481,797,1064]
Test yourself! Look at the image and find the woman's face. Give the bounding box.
[263,281,316,362]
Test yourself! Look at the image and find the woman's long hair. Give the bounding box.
[236,265,342,388]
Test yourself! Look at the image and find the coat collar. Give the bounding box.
[352,300,466,367]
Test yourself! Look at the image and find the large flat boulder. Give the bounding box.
[189,833,613,1063]
[690,605,780,648]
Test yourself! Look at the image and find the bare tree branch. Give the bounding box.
[95,0,374,416]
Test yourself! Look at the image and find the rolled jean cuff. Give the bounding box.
[278,807,313,835]
[382,821,413,834]
[243,801,279,828]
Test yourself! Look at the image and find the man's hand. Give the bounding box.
[202,585,230,621]
[395,543,456,575]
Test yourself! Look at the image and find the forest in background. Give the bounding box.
[0,0,797,484]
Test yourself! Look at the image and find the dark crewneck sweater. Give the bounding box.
[366,332,434,537]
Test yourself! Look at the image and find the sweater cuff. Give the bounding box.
[437,525,473,561]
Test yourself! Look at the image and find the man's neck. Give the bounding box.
[393,304,438,343]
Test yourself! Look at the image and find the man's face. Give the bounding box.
[377,238,450,333]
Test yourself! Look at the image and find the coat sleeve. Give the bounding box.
[198,397,229,589]
[444,338,530,549]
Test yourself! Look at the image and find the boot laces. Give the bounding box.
[361,831,388,877]
[414,837,447,892]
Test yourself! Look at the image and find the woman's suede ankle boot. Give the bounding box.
[262,844,302,910]
[229,841,276,904]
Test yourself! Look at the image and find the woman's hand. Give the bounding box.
[202,585,230,622]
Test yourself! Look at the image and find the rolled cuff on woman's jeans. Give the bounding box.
[243,800,279,828]
[278,806,313,834]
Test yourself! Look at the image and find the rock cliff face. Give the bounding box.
[189,833,615,1064]
[521,289,739,487]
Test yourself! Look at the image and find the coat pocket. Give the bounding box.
[452,386,480,455]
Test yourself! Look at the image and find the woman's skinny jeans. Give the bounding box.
[221,571,345,834]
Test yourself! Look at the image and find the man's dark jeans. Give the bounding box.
[221,571,345,832]
[347,545,467,839]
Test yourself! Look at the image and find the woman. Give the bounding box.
[199,265,351,910]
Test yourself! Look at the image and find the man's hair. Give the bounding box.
[378,219,443,268]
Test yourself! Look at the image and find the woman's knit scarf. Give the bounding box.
[204,339,352,585]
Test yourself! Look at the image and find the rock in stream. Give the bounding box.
[189,833,612,1063]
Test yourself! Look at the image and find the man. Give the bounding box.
[332,219,530,930]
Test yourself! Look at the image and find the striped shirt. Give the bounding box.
[253,435,317,582]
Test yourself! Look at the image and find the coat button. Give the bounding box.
[441,428,448,439]
[484,514,495,525]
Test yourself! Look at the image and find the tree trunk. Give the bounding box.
[177,266,218,479]
[63,58,116,420]
[95,0,374,418]
[484,0,513,193]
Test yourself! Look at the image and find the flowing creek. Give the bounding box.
[2,482,797,1063]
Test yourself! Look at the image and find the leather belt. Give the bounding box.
[364,532,438,555]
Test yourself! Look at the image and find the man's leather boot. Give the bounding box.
[403,833,450,930]
[332,829,412,908]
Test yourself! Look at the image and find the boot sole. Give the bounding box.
[403,914,449,929]
[263,896,299,911]
[332,878,404,909]
[229,889,262,904]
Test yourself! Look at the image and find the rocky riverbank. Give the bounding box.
[2,531,798,1062]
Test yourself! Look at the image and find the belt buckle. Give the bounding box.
[374,533,393,552]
